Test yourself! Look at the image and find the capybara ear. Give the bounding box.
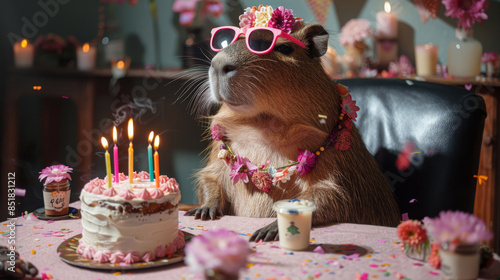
[298,24,329,58]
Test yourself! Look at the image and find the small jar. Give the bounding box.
[43,179,71,216]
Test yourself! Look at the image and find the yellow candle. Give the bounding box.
[128,118,134,184]
[154,135,160,188]
[101,137,112,188]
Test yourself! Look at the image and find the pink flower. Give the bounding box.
[389,55,415,76]
[239,7,256,29]
[442,0,489,30]
[185,229,251,276]
[397,220,429,246]
[335,130,352,151]
[268,6,295,33]
[229,156,257,184]
[297,149,316,176]
[39,164,73,185]
[428,242,441,269]
[341,94,360,121]
[211,123,225,141]
[251,172,273,192]
[482,51,498,63]
[423,210,492,248]
[339,19,373,46]
[344,119,354,131]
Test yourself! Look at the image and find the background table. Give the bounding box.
[2,201,499,280]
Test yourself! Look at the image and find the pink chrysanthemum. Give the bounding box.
[239,7,256,29]
[229,156,258,184]
[251,172,272,192]
[211,123,225,141]
[423,210,492,247]
[297,149,316,176]
[442,0,489,30]
[397,220,429,246]
[268,6,295,33]
[389,55,416,76]
[339,19,373,46]
[341,94,360,121]
[185,229,251,276]
[39,164,73,184]
[428,242,441,269]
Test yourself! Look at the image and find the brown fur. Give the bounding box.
[190,24,400,228]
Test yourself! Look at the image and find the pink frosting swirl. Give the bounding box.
[123,252,140,264]
[91,186,106,195]
[174,232,186,250]
[119,189,135,200]
[136,188,152,200]
[109,251,125,264]
[165,243,176,255]
[76,243,86,255]
[159,175,170,184]
[134,171,151,180]
[141,252,155,262]
[102,187,117,197]
[155,245,167,258]
[83,178,106,192]
[82,246,95,260]
[93,250,111,263]
[149,188,164,199]
[160,178,179,192]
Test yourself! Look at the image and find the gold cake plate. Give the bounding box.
[57,232,192,271]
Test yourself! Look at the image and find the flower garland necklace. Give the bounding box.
[212,83,359,192]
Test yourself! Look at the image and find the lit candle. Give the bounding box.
[376,2,398,67]
[101,137,112,188]
[376,2,398,39]
[13,39,34,68]
[415,44,439,76]
[111,57,130,80]
[113,126,119,183]
[148,131,154,182]
[128,118,134,184]
[154,135,160,188]
[76,43,96,71]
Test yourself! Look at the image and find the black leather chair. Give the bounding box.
[339,78,486,221]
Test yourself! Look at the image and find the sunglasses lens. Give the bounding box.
[212,29,236,50]
[248,29,274,52]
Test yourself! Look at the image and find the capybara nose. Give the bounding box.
[211,54,237,76]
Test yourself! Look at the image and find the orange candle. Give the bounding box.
[154,135,160,188]
[128,118,134,184]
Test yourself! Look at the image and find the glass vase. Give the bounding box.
[447,28,483,78]
[439,242,480,280]
[403,242,431,262]
[43,179,71,216]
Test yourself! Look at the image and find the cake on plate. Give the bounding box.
[77,171,185,264]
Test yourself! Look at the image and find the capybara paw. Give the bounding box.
[250,220,279,242]
[184,206,223,220]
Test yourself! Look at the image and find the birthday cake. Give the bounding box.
[77,171,184,264]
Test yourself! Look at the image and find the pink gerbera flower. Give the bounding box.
[341,94,360,121]
[229,156,257,184]
[39,164,73,184]
[397,220,428,246]
[239,7,256,29]
[442,0,489,30]
[268,6,295,33]
[296,149,316,176]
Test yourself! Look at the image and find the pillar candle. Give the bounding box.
[154,135,160,188]
[13,39,34,68]
[376,2,398,39]
[415,44,438,76]
[76,43,96,71]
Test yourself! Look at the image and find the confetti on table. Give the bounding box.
[313,271,322,278]
[112,272,122,276]
[389,254,395,259]
[355,272,368,280]
[429,271,440,275]
[413,262,423,266]
[31,250,36,255]
[369,264,378,268]
[252,239,263,248]
[313,246,325,254]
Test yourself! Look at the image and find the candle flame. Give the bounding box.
[117,60,125,69]
[113,126,118,143]
[128,118,134,141]
[154,135,160,150]
[148,131,154,144]
[83,43,90,53]
[21,39,28,48]
[384,1,391,13]
[101,137,109,149]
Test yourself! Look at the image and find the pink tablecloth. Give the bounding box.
[2,201,499,280]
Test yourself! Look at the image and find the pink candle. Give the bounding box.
[113,126,119,183]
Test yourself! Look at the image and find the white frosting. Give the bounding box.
[79,177,181,258]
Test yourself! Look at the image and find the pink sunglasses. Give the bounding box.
[210,26,306,55]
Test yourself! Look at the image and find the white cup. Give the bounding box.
[273,199,316,251]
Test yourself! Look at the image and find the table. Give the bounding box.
[2,202,500,280]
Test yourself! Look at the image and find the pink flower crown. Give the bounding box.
[238,5,303,34]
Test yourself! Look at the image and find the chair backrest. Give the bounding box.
[339,78,486,221]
